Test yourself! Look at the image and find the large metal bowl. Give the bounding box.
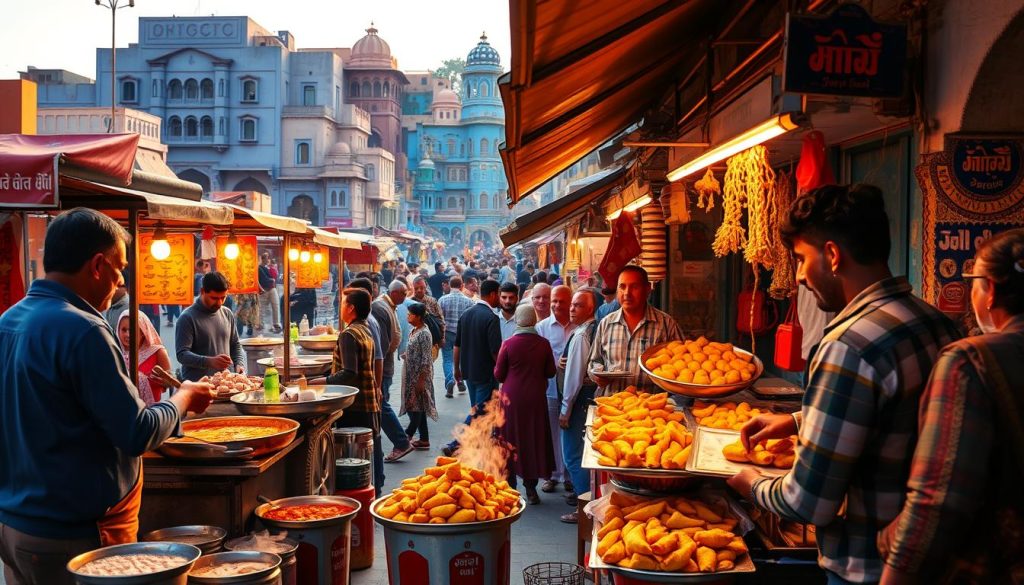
[255,356,332,377]
[67,542,200,585]
[165,416,299,458]
[239,337,284,349]
[230,385,358,420]
[254,495,361,530]
[370,496,527,535]
[639,342,764,399]
[296,335,338,351]
[187,551,281,584]
[141,526,227,555]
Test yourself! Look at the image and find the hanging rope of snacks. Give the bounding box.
[743,145,779,268]
[769,170,797,300]
[713,149,753,256]
[694,168,720,212]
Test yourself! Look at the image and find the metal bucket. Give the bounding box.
[67,542,201,585]
[187,551,281,584]
[371,496,526,585]
[254,495,360,585]
[142,526,228,555]
[223,537,297,585]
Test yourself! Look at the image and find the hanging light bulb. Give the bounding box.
[150,222,171,261]
[313,249,324,263]
[288,243,300,261]
[224,232,240,260]
[299,242,311,264]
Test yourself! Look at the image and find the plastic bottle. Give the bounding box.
[263,366,280,402]
[299,315,310,336]
[290,323,299,342]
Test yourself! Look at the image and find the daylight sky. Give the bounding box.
[1,0,512,79]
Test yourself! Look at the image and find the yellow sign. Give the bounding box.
[296,245,329,288]
[216,235,259,294]
[138,232,193,305]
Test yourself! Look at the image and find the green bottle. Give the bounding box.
[290,323,299,342]
[263,366,280,402]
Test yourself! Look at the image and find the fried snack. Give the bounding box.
[597,493,747,574]
[591,387,693,470]
[375,457,520,524]
[691,400,771,430]
[644,338,757,388]
[721,436,798,470]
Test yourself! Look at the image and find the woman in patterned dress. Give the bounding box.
[401,303,437,449]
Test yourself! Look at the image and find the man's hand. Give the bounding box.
[209,354,233,371]
[740,413,798,451]
[454,367,463,384]
[558,356,567,370]
[235,364,245,374]
[726,467,764,500]
[175,380,214,414]
[558,412,570,429]
[590,372,610,388]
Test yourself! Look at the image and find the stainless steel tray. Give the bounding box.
[582,432,695,479]
[230,385,357,420]
[188,551,281,584]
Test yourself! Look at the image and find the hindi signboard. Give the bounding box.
[138,232,194,305]
[216,235,259,294]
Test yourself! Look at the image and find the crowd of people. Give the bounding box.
[2,182,1023,584]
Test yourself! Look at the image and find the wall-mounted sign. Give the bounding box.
[784,3,907,97]
[918,134,1024,314]
[138,232,194,305]
[216,235,259,294]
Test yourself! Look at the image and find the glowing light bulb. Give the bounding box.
[313,251,324,263]
[300,249,311,263]
[289,247,300,261]
[150,225,171,260]
[224,233,240,260]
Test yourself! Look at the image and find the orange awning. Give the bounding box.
[500,0,718,205]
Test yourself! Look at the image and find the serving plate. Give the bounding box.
[639,342,764,399]
[164,416,299,458]
[230,385,358,420]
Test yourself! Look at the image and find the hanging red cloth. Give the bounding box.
[795,130,835,193]
[0,216,26,314]
[598,211,642,286]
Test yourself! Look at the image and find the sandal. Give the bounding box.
[384,444,414,463]
[560,511,578,524]
[411,440,430,450]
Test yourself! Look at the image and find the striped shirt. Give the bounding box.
[587,304,683,394]
[327,319,379,413]
[750,277,959,583]
[438,290,475,334]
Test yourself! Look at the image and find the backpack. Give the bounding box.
[423,312,443,346]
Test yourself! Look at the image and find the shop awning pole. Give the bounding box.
[128,208,139,384]
[281,234,292,382]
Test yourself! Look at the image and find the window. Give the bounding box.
[366,164,376,180]
[350,81,360,97]
[218,117,226,136]
[467,139,474,157]
[361,81,370,97]
[448,196,456,209]
[382,83,389,97]
[302,84,316,106]
[459,143,465,157]
[241,78,258,102]
[373,81,382,97]
[479,192,488,209]
[168,116,182,137]
[335,86,340,111]
[493,192,501,209]
[480,138,489,157]
[240,117,257,142]
[480,81,489,97]
[121,79,137,103]
[420,77,427,85]
[447,139,456,156]
[151,79,159,98]
[168,79,183,100]
[185,116,198,137]
[339,190,348,207]
[185,79,199,100]
[330,190,338,207]
[218,79,225,97]
[295,140,311,165]
[200,116,213,137]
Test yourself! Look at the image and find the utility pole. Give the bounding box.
[95,0,135,132]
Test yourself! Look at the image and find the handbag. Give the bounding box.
[774,296,806,371]
[736,281,778,336]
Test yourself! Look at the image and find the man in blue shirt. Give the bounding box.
[0,208,211,585]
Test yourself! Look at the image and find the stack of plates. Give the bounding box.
[640,205,667,283]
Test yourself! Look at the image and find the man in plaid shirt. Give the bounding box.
[438,276,475,397]
[728,184,959,585]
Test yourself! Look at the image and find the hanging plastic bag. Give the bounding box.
[598,211,642,287]
[795,130,835,194]
[774,296,806,371]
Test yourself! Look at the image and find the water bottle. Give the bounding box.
[299,315,310,336]
[290,323,299,342]
[263,366,280,402]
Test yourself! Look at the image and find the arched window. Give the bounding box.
[438,196,445,209]
[467,139,474,157]
[330,190,338,207]
[382,82,389,97]
[185,79,199,100]
[242,79,258,102]
[200,79,214,99]
[350,81,359,97]
[366,164,376,180]
[121,79,137,102]
[480,138,489,157]
[459,143,465,157]
[184,116,198,137]
[361,81,371,97]
[448,197,457,209]
[493,193,501,209]
[479,192,488,209]
[168,116,182,137]
[240,117,258,142]
[218,117,226,136]
[447,139,456,156]
[151,79,159,98]
[167,79,182,100]
[339,190,348,207]
[480,81,489,97]
[296,141,310,165]
[200,116,213,137]
[373,81,382,97]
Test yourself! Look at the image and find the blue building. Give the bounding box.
[405,35,510,248]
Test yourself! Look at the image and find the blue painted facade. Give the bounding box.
[406,36,510,248]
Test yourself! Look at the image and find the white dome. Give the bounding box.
[433,88,460,107]
[418,158,435,168]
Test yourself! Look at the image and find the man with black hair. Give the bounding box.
[439,276,475,397]
[495,282,519,340]
[0,208,212,583]
[428,262,447,299]
[176,271,245,382]
[347,277,385,415]
[517,262,534,297]
[728,184,960,585]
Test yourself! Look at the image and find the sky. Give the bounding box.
[1,0,512,79]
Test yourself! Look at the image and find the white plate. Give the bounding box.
[685,427,789,478]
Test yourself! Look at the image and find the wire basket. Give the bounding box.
[523,562,585,585]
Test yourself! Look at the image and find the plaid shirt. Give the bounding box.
[438,291,475,334]
[750,277,959,583]
[588,304,683,394]
[878,315,1024,581]
[327,319,379,413]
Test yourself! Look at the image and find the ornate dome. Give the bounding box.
[466,33,500,67]
[418,157,435,169]
[433,88,461,107]
[327,141,351,156]
[349,24,393,69]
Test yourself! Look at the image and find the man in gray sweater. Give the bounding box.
[176,271,245,381]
